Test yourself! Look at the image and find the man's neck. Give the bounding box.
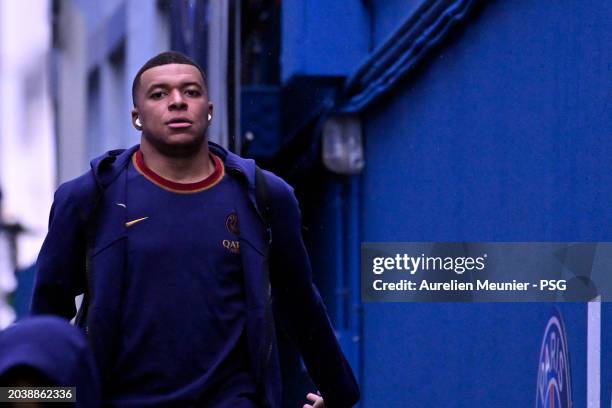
[139,140,215,183]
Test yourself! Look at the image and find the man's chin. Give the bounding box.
[144,133,207,158]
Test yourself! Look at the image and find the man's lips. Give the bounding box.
[167,121,193,129]
[166,118,193,129]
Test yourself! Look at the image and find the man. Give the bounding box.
[0,316,101,407]
[31,51,359,407]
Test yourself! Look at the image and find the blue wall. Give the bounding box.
[358,0,611,406]
[368,0,427,47]
[362,0,612,242]
[281,0,369,81]
[362,304,587,407]
[278,0,611,405]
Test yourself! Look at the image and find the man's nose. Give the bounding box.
[168,89,187,110]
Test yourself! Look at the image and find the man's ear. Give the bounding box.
[207,102,213,121]
[132,108,142,130]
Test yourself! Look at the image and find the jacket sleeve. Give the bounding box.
[267,177,360,408]
[30,182,88,320]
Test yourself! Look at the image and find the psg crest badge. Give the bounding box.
[536,310,572,408]
[225,212,240,236]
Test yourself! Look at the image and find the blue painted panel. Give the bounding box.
[13,265,36,319]
[300,174,362,380]
[359,0,611,406]
[362,304,586,408]
[281,0,370,81]
[369,0,427,48]
[362,0,612,242]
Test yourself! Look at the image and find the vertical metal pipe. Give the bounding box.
[334,181,346,330]
[587,298,601,408]
[347,175,362,404]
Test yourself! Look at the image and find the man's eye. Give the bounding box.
[186,89,201,97]
[150,91,166,99]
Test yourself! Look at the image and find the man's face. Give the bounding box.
[132,63,212,155]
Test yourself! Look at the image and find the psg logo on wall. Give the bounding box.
[536,310,572,408]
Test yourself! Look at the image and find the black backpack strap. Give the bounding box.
[254,165,276,401]
[254,166,272,246]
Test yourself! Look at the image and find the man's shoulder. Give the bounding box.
[53,145,138,212]
[44,171,100,226]
[258,168,295,201]
[54,171,98,206]
[211,141,295,201]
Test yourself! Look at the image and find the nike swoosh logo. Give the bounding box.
[125,217,149,227]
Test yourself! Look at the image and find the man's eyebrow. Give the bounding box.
[145,81,203,92]
[182,82,204,88]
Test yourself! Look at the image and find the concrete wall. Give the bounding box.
[55,0,169,183]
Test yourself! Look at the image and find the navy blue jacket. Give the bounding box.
[0,316,101,407]
[31,142,360,407]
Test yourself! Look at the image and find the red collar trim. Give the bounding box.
[133,150,224,193]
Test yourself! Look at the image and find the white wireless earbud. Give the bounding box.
[135,118,142,128]
[207,113,212,121]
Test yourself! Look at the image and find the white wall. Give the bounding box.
[0,0,55,326]
[0,0,55,269]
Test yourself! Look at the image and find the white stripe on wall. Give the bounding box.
[587,298,601,408]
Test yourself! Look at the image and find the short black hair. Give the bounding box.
[131,51,207,106]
